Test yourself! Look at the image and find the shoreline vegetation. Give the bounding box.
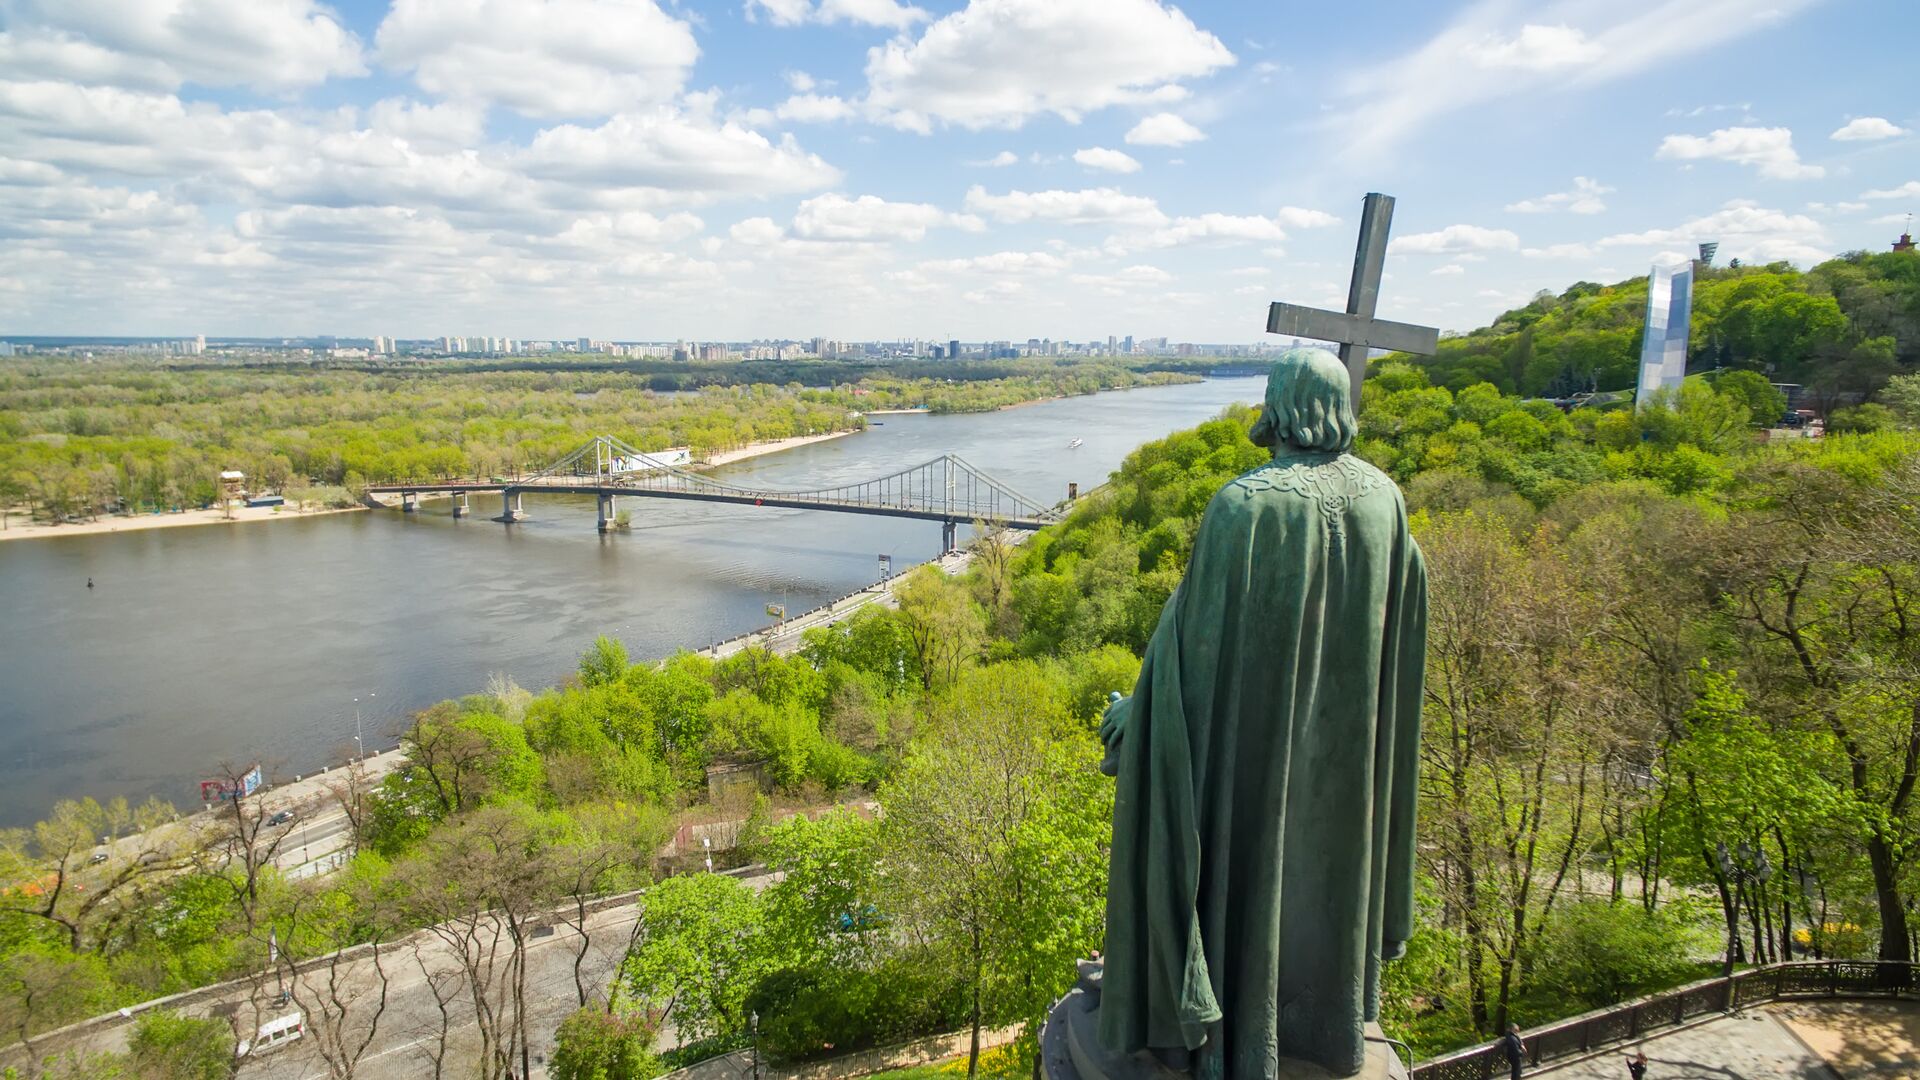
[0,427,865,543]
[0,356,1200,540]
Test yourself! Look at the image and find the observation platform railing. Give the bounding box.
[1411,960,1920,1079]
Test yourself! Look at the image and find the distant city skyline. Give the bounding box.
[0,0,1913,340]
[0,332,1315,362]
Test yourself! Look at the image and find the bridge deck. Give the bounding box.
[364,437,1072,530]
[365,479,1056,529]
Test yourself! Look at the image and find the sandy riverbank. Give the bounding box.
[0,431,866,544]
[0,503,365,544]
[700,428,857,466]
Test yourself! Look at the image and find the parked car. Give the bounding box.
[88,851,108,865]
[266,810,295,826]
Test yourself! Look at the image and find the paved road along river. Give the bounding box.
[0,377,1263,825]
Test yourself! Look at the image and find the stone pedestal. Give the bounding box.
[1039,961,1410,1080]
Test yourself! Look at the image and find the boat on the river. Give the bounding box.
[1068,438,1084,449]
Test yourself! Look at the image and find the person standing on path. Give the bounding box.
[1626,1049,1648,1079]
[1499,1023,1526,1080]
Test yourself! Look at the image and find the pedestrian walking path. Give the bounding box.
[1537,999,1920,1078]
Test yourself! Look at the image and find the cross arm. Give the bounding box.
[1266,302,1440,357]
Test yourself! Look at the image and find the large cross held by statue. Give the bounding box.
[1267,192,1439,410]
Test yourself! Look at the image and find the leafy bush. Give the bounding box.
[1828,403,1897,434]
[746,960,968,1063]
[1535,900,1712,1009]
[550,1007,663,1080]
[658,1033,750,1071]
[127,1010,231,1080]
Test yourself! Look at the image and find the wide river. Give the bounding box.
[0,377,1262,825]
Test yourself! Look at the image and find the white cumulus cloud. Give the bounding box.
[776,94,856,123]
[1393,224,1521,254]
[1465,24,1604,71]
[520,109,841,202]
[1862,180,1920,200]
[1831,117,1909,142]
[750,0,928,30]
[1522,243,1596,260]
[1124,112,1205,147]
[1073,147,1141,174]
[1072,264,1171,289]
[377,0,698,118]
[0,0,366,91]
[962,185,1167,226]
[1275,206,1339,228]
[968,150,1020,167]
[790,193,983,242]
[1598,201,1830,264]
[1656,126,1823,180]
[865,0,1233,131]
[920,250,1069,274]
[1506,177,1612,215]
[1143,213,1288,248]
[1330,0,1822,159]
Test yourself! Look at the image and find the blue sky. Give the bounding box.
[0,0,1914,342]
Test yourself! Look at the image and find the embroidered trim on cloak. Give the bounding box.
[1228,454,1390,536]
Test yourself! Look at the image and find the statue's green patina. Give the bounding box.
[1095,348,1428,1079]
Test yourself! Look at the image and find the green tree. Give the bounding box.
[127,1010,232,1080]
[580,636,630,689]
[1827,403,1897,434]
[623,873,767,1043]
[550,1008,662,1080]
[1713,371,1788,427]
[759,810,885,970]
[1535,900,1710,1009]
[894,566,986,690]
[1881,372,1920,427]
[878,662,1101,1077]
[1715,450,1920,963]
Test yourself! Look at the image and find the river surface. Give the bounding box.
[0,377,1262,825]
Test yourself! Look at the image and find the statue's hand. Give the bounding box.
[1098,692,1131,777]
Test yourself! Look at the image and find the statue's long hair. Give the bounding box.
[1248,347,1357,454]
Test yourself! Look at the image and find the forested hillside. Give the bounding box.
[1408,249,1919,409]
[0,360,1190,521]
[8,252,1920,1076]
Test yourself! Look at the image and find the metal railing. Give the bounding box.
[365,434,1071,526]
[1411,960,1920,1079]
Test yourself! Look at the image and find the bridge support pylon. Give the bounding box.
[597,493,617,533]
[452,493,468,519]
[941,519,958,555]
[401,492,417,513]
[498,491,525,523]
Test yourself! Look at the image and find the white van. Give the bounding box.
[238,1011,303,1056]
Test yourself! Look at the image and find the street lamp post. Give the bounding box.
[1716,840,1773,1009]
[352,692,374,762]
[751,1011,760,1080]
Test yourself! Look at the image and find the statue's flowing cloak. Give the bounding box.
[1098,451,1427,1079]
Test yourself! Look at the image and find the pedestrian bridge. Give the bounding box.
[364,435,1075,550]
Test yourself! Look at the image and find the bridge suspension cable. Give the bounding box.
[523,435,1064,525]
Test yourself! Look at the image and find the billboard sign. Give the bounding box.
[200,764,263,802]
